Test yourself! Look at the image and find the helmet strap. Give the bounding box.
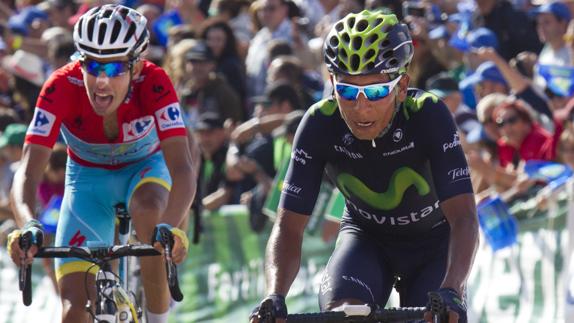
[122,59,137,104]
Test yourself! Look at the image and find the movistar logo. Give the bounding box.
[336,167,430,210]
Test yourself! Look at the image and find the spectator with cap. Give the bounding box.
[461,48,555,128]
[180,39,244,127]
[2,50,46,120]
[0,123,27,251]
[193,111,235,211]
[472,0,542,60]
[531,1,572,69]
[451,27,500,71]
[426,72,480,135]
[266,54,321,109]
[226,82,302,215]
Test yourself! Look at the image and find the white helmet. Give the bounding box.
[73,4,149,60]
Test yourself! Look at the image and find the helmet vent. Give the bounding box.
[119,7,129,18]
[381,39,391,48]
[335,22,344,32]
[338,61,347,70]
[352,37,362,50]
[329,36,339,47]
[382,50,393,59]
[366,62,375,70]
[340,48,348,59]
[102,9,113,18]
[341,32,350,44]
[347,17,355,29]
[124,23,136,43]
[78,19,83,38]
[365,48,375,60]
[368,34,378,45]
[98,24,107,45]
[87,18,96,42]
[374,18,383,28]
[326,47,336,59]
[350,54,360,69]
[356,20,368,32]
[388,58,398,66]
[111,21,122,43]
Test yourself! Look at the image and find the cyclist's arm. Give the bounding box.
[159,136,195,227]
[265,208,309,295]
[10,144,52,226]
[439,193,478,294]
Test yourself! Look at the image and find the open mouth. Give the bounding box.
[94,93,113,109]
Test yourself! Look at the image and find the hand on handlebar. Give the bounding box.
[7,220,44,267]
[152,223,189,264]
[424,288,466,323]
[249,295,288,323]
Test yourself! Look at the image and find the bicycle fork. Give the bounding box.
[94,267,138,323]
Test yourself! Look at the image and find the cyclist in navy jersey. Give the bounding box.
[250,10,478,323]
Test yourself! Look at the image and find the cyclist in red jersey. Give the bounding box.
[7,5,196,323]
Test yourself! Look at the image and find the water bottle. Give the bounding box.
[477,196,518,251]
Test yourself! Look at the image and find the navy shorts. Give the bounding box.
[318,222,450,309]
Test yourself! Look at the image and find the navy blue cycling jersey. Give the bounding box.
[279,89,474,237]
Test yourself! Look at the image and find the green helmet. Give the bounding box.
[324,10,414,75]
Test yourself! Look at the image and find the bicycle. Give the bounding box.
[18,223,183,323]
[257,291,449,322]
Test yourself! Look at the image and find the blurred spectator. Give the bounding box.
[460,60,509,100]
[245,0,304,97]
[2,50,45,120]
[199,19,247,104]
[472,0,542,60]
[0,123,26,215]
[530,1,573,89]
[453,27,500,71]
[46,37,75,70]
[180,40,244,126]
[37,142,66,208]
[37,0,77,29]
[194,112,234,211]
[510,51,538,79]
[426,72,480,135]
[212,0,254,58]
[408,24,447,89]
[557,121,574,169]
[266,55,321,109]
[8,4,49,37]
[493,98,555,168]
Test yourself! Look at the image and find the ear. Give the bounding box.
[396,74,410,102]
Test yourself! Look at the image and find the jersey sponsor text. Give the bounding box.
[334,145,363,159]
[448,166,470,182]
[348,199,440,225]
[292,148,312,165]
[442,133,461,152]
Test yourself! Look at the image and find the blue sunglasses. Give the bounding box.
[334,75,402,101]
[81,59,131,78]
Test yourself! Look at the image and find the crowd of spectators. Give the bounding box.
[1,0,574,250]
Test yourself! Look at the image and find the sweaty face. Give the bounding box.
[333,73,403,141]
[82,57,132,117]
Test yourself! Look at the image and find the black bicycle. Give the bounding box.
[18,225,183,323]
[257,291,449,322]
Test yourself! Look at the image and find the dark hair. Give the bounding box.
[267,40,293,62]
[199,19,239,60]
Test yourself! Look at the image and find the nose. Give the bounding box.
[95,71,110,85]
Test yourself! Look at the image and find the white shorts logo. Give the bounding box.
[155,103,185,131]
[28,108,56,137]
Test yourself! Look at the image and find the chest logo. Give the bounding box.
[336,167,430,210]
[123,116,154,141]
[392,128,403,142]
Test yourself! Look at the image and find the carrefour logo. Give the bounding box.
[27,108,56,137]
[155,103,185,131]
[123,116,154,141]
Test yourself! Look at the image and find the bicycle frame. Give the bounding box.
[94,261,140,323]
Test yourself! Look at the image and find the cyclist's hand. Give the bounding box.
[424,288,466,323]
[249,295,287,323]
[152,223,189,264]
[7,220,44,266]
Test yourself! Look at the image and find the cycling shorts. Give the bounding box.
[318,222,449,310]
[54,151,171,281]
